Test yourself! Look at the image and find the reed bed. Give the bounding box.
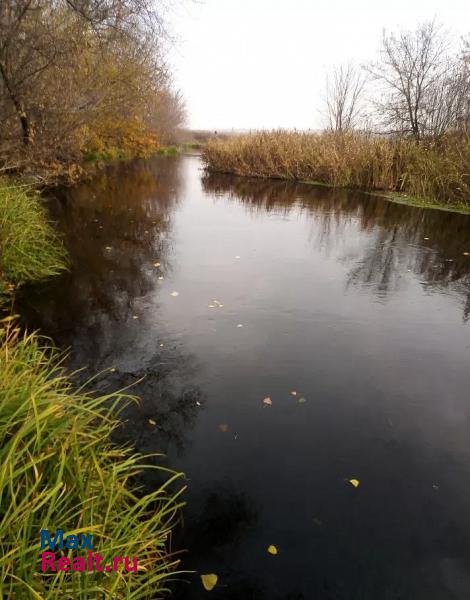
[203,131,470,209]
[0,324,185,599]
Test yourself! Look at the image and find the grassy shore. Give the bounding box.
[202,131,470,212]
[0,183,185,598]
[0,183,68,304]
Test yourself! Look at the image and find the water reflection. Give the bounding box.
[19,157,203,457]
[203,173,470,319]
[18,157,470,600]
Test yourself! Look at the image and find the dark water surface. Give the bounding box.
[20,156,470,599]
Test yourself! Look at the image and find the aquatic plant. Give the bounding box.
[202,131,470,209]
[0,324,185,598]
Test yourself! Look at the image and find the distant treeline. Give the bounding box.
[204,22,470,210]
[0,0,185,181]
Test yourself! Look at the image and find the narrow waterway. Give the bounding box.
[21,155,470,599]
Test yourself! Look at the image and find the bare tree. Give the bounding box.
[324,64,366,132]
[367,21,449,140]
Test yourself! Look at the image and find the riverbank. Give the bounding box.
[0,182,185,598]
[202,131,470,213]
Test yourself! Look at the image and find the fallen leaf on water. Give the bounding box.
[298,397,307,404]
[464,252,470,256]
[170,291,179,297]
[200,574,218,591]
[154,262,161,267]
[196,401,202,406]
[132,315,139,320]
[263,397,273,406]
[290,391,297,396]
[159,343,164,347]
[105,246,112,251]
[424,237,429,240]
[148,419,157,426]
[236,324,243,328]
[208,304,216,308]
[349,479,360,488]
[110,368,116,373]
[267,545,278,555]
[219,423,228,432]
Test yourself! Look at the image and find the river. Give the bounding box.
[20,154,470,599]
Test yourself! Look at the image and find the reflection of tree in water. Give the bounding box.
[20,156,183,362]
[174,484,308,600]
[95,351,204,458]
[188,485,258,550]
[203,173,470,320]
[19,156,204,459]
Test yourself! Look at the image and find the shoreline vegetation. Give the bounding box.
[202,131,470,213]
[0,0,189,591]
[201,21,470,214]
[0,186,186,598]
[0,324,185,599]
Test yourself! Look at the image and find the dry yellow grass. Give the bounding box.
[203,131,470,208]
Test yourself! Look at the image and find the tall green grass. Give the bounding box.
[0,324,185,599]
[0,183,67,304]
[203,131,470,209]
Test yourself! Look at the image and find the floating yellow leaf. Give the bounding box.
[267,545,278,555]
[219,423,228,432]
[464,252,470,256]
[171,291,179,297]
[298,397,307,404]
[263,397,273,406]
[158,276,164,280]
[349,479,360,488]
[290,390,297,396]
[236,324,243,328]
[148,419,157,426]
[154,262,161,267]
[105,246,112,251]
[132,315,139,320]
[200,573,218,591]
[110,367,116,373]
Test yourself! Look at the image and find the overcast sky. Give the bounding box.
[168,0,469,131]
